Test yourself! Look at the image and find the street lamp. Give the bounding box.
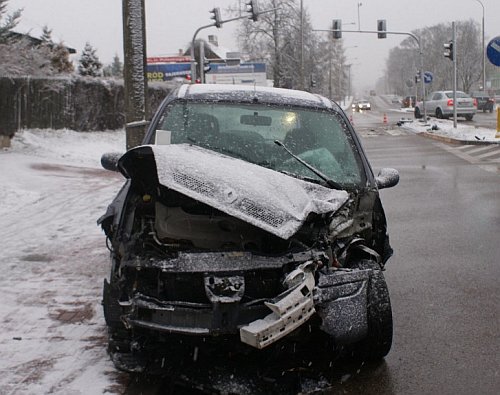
[474,0,485,91]
[357,2,362,31]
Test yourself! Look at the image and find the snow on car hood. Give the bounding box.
[121,144,349,240]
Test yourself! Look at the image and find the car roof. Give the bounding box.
[175,84,338,110]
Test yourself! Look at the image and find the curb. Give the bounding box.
[418,131,500,145]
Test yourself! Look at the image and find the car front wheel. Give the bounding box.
[352,261,393,360]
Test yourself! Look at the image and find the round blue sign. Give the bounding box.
[486,36,500,67]
[423,71,433,84]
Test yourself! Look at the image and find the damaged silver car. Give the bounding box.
[99,84,399,372]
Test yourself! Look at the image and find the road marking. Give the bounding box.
[475,149,500,160]
[385,129,406,136]
[460,145,496,155]
[436,143,500,168]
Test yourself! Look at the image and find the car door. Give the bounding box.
[425,92,438,113]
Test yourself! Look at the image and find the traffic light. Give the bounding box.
[414,70,421,83]
[203,58,211,73]
[310,75,317,88]
[377,19,387,39]
[247,0,260,22]
[332,19,342,39]
[443,41,454,61]
[210,8,222,28]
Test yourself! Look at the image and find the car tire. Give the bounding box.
[352,260,393,360]
[465,114,474,121]
[414,107,422,119]
[436,108,443,119]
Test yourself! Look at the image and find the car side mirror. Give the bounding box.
[375,168,399,189]
[101,152,124,172]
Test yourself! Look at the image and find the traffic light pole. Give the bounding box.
[452,22,457,128]
[190,4,276,83]
[190,23,215,83]
[319,28,427,120]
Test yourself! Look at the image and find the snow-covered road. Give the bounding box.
[0,130,128,394]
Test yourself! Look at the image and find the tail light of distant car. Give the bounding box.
[447,99,454,107]
[473,98,478,107]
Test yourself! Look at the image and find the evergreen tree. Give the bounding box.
[0,0,22,43]
[78,42,102,77]
[40,25,53,45]
[103,54,123,78]
[38,25,73,74]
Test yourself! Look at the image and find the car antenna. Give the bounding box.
[274,140,342,190]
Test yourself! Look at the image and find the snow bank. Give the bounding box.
[8,129,126,167]
[400,118,500,143]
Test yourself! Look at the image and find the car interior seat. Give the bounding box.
[186,113,220,147]
[283,127,317,154]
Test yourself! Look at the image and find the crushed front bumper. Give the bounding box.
[104,254,372,348]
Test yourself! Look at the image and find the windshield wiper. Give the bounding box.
[278,170,325,185]
[274,140,343,190]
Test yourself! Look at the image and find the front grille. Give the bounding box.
[238,198,286,228]
[173,172,216,197]
[127,268,283,304]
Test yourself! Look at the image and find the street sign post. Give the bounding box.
[486,36,500,67]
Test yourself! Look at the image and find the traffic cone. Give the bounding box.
[383,113,388,124]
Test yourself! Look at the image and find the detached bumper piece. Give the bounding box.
[240,262,316,349]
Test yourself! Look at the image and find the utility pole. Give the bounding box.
[475,0,486,91]
[122,0,148,150]
[300,0,304,90]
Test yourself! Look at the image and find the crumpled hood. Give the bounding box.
[120,144,349,240]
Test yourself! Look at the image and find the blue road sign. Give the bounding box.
[423,71,433,84]
[486,36,500,67]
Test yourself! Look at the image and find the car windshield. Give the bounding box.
[151,101,365,186]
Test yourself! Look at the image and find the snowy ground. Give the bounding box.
[0,129,127,394]
[399,116,499,142]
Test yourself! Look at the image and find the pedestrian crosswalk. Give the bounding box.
[442,143,500,164]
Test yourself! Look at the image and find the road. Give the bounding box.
[1,125,498,394]
[122,113,499,393]
[356,130,500,394]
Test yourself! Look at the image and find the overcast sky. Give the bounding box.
[7,0,500,93]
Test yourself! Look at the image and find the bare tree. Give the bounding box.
[0,38,54,76]
[235,0,299,88]
[384,20,482,95]
[234,0,346,95]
